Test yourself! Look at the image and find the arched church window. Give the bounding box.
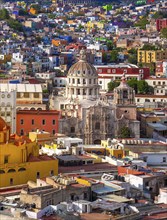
[95,122,100,130]
[123,90,128,98]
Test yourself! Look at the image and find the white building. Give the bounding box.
[135,94,167,106]
[0,89,16,133]
[145,78,167,96]
[0,84,45,110]
[35,72,55,80]
[140,152,167,166]
[157,188,167,204]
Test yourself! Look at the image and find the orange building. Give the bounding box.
[52,39,67,47]
[16,110,60,136]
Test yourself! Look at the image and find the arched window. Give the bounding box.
[8,169,16,173]
[0,170,5,174]
[18,168,26,172]
[123,90,128,98]
[95,122,100,130]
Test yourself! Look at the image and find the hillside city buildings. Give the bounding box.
[0,0,167,219]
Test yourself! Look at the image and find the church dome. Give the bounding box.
[68,49,97,77]
[66,49,99,101]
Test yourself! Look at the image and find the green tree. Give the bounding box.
[110,50,118,63]
[108,81,120,92]
[7,19,23,31]
[161,27,167,39]
[119,126,131,138]
[137,80,150,94]
[78,24,84,30]
[141,44,158,50]
[0,8,9,20]
[127,78,138,93]
[128,54,137,64]
[107,41,114,50]
[135,16,149,29]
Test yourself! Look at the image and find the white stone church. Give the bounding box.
[50,50,140,144]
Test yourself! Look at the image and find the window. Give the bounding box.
[6,112,11,116]
[17,92,21,98]
[89,79,91,84]
[52,119,56,125]
[71,194,75,201]
[32,119,34,125]
[8,169,16,173]
[77,78,80,84]
[50,170,54,176]
[52,129,55,135]
[71,127,75,133]
[137,99,140,102]
[143,157,147,162]
[163,157,166,162]
[153,81,156,86]
[4,155,9,164]
[72,78,75,84]
[84,192,87,199]
[95,122,100,130]
[123,90,128,99]
[20,119,24,125]
[20,129,24,135]
[83,79,86,84]
[99,81,102,84]
[60,104,64,109]
[37,172,40,178]
[10,178,13,185]
[1,112,5,117]
[34,93,39,98]
[42,119,45,125]
[24,92,29,98]
[18,168,26,172]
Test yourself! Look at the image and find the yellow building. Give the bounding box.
[0,54,12,64]
[101,140,124,158]
[0,118,58,188]
[138,49,167,63]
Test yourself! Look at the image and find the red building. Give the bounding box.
[156,19,167,32]
[17,110,60,136]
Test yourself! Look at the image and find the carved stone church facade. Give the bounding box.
[53,50,140,144]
